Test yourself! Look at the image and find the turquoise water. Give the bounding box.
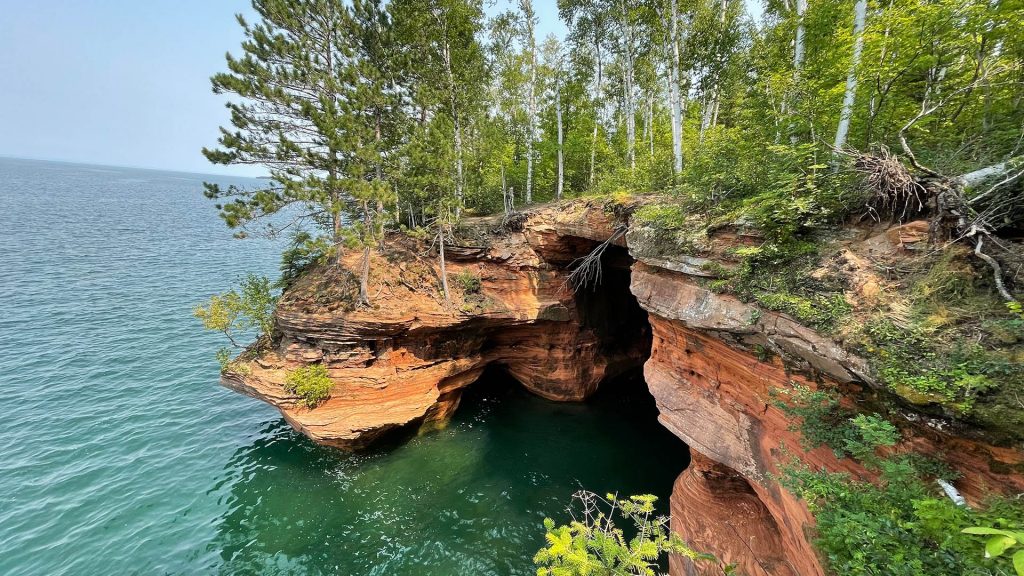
[0,158,689,575]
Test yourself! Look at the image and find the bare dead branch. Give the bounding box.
[565,226,627,292]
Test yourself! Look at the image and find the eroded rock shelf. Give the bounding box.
[222,198,1024,576]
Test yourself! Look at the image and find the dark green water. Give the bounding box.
[213,374,689,575]
[0,157,688,575]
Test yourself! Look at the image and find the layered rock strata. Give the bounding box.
[221,198,1024,575]
[222,203,647,449]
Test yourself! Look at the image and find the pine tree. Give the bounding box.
[202,0,351,259]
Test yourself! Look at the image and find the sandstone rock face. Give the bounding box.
[220,199,1024,575]
[631,259,1024,576]
[222,205,647,449]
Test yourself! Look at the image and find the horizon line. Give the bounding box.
[0,154,268,180]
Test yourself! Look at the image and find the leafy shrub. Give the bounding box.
[214,348,253,375]
[961,527,1024,575]
[864,318,1000,412]
[755,291,851,331]
[534,491,730,576]
[284,364,332,408]
[784,460,1024,576]
[632,203,688,230]
[681,134,860,244]
[772,385,898,462]
[194,274,277,348]
[279,231,332,289]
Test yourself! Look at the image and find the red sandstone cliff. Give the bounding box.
[221,198,1024,575]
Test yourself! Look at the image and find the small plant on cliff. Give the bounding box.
[534,491,731,576]
[194,274,277,369]
[283,364,332,409]
[194,274,277,344]
[452,269,482,295]
[279,231,333,289]
[783,459,1024,576]
[772,385,898,463]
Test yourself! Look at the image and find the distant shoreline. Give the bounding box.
[0,155,266,180]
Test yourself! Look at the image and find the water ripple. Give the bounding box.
[0,158,689,576]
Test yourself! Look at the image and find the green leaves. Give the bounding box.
[194,274,277,352]
[283,364,333,408]
[961,526,1024,574]
[772,385,897,463]
[534,491,727,576]
[984,535,1017,558]
[783,454,1024,576]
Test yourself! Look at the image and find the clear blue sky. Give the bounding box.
[0,1,757,177]
[0,1,263,176]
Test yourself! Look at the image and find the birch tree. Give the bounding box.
[669,0,684,175]
[521,0,538,204]
[832,0,867,153]
[542,35,566,200]
[618,0,638,172]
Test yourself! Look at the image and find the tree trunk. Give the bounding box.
[328,166,343,266]
[794,0,807,71]
[442,38,464,217]
[590,40,603,188]
[647,93,654,157]
[556,73,564,200]
[789,0,807,142]
[833,0,867,154]
[525,4,536,204]
[501,164,509,214]
[699,0,729,142]
[671,0,683,175]
[438,228,450,303]
[359,201,371,306]
[620,0,636,172]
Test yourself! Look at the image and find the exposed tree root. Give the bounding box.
[850,146,1023,305]
[565,226,627,292]
[850,146,928,221]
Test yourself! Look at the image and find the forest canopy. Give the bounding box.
[202,0,1023,305]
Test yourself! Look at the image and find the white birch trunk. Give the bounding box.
[590,40,603,187]
[524,0,536,204]
[556,72,564,200]
[833,0,867,153]
[794,0,807,71]
[789,0,808,143]
[620,0,636,172]
[671,0,683,175]
[442,38,464,217]
[647,93,654,157]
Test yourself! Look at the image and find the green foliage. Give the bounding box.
[214,348,233,373]
[194,274,277,350]
[754,291,851,331]
[784,460,1024,576]
[721,240,852,332]
[283,364,333,409]
[632,203,688,231]
[961,527,1024,575]
[452,269,482,295]
[533,491,729,576]
[864,317,1000,412]
[773,385,898,462]
[279,231,333,289]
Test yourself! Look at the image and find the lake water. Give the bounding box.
[0,157,689,575]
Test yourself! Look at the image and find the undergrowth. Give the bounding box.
[774,385,1024,575]
[849,248,1024,432]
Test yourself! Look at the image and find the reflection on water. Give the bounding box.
[210,372,690,576]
